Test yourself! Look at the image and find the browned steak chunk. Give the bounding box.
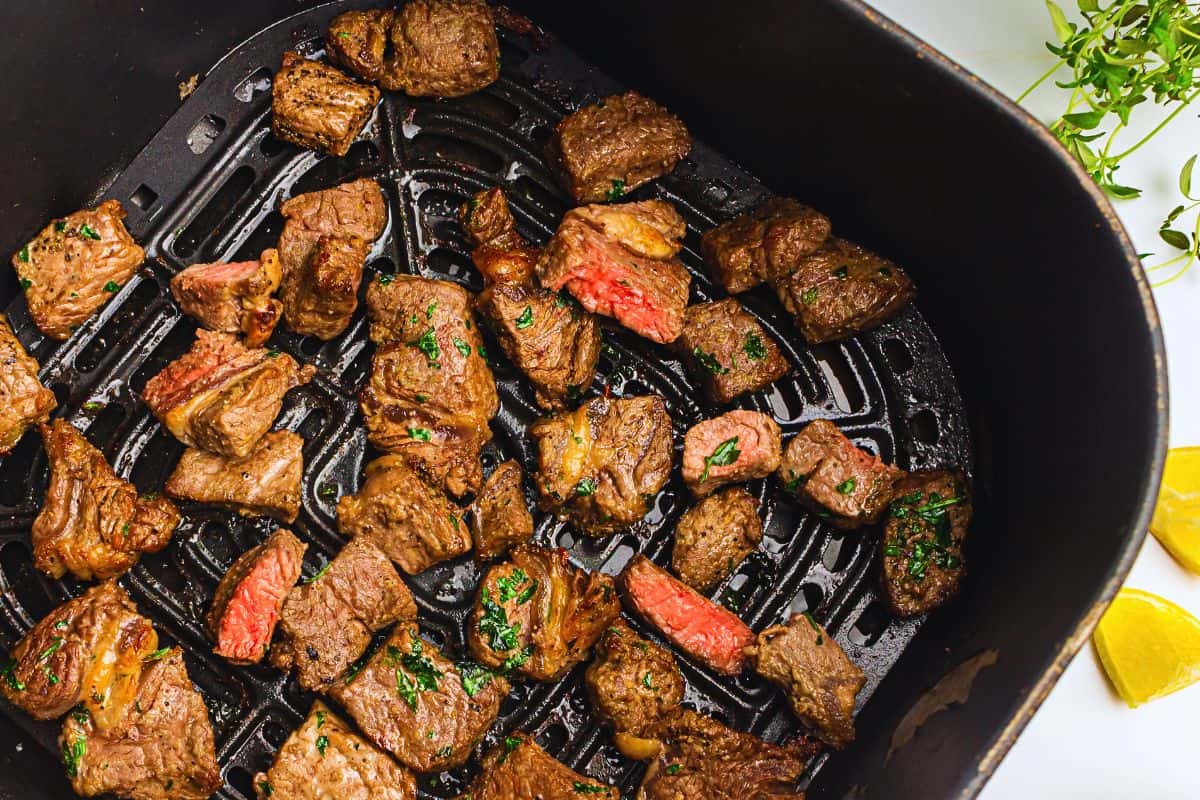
[700,198,831,294]
[672,487,763,593]
[272,51,380,157]
[386,0,500,96]
[255,700,417,800]
[327,625,509,773]
[169,249,283,347]
[278,179,387,300]
[457,734,619,800]
[33,421,180,581]
[681,410,781,497]
[11,199,144,340]
[470,460,533,562]
[165,430,304,522]
[142,330,315,459]
[774,237,915,343]
[326,9,396,84]
[745,613,865,748]
[777,419,904,529]
[0,314,55,453]
[674,299,789,403]
[537,200,691,344]
[584,621,684,746]
[282,233,370,340]
[206,529,307,665]
[467,544,620,682]
[546,91,692,204]
[880,469,970,617]
[60,649,221,800]
[272,536,416,691]
[531,394,673,535]
[337,455,472,574]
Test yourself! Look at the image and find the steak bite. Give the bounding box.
[142,330,315,459]
[701,198,831,295]
[11,199,144,341]
[470,459,534,562]
[255,700,417,800]
[60,649,221,800]
[745,613,866,748]
[281,233,371,340]
[537,200,692,344]
[778,419,904,529]
[584,621,684,750]
[774,237,915,343]
[467,544,621,682]
[880,469,971,617]
[672,487,763,593]
[459,733,619,800]
[278,178,387,295]
[169,249,283,347]
[0,314,56,454]
[620,555,753,676]
[674,299,790,404]
[546,91,692,204]
[327,625,509,773]
[386,0,500,96]
[681,410,782,497]
[272,536,416,691]
[33,421,180,581]
[206,529,307,665]
[272,51,380,157]
[337,455,472,574]
[326,9,396,84]
[165,430,304,522]
[531,394,673,535]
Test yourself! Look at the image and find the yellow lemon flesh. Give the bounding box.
[1150,446,1200,573]
[1093,588,1200,708]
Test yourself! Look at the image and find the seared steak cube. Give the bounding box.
[169,249,283,347]
[385,0,500,96]
[701,198,831,294]
[774,237,915,343]
[206,529,307,665]
[672,487,763,593]
[326,9,397,84]
[272,536,416,691]
[531,394,673,535]
[681,410,782,497]
[278,178,387,299]
[255,700,417,800]
[745,612,866,748]
[537,200,691,344]
[546,91,692,204]
[165,430,304,522]
[328,625,509,773]
[461,734,619,800]
[272,51,380,157]
[778,419,904,529]
[674,299,789,403]
[337,455,472,574]
[142,330,315,459]
[881,469,970,617]
[11,199,144,340]
[584,621,684,743]
[0,314,56,454]
[467,544,620,681]
[459,186,527,253]
[470,460,534,562]
[282,233,370,340]
[33,421,180,581]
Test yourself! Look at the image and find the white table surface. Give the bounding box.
[866,1,1200,797]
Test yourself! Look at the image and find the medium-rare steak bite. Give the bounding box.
[337,454,472,574]
[327,624,510,773]
[10,199,144,341]
[271,51,381,157]
[169,249,283,347]
[33,420,180,581]
[165,430,304,522]
[673,299,790,404]
[470,459,534,562]
[546,91,692,204]
[681,410,782,497]
[778,419,904,529]
[0,314,56,454]
[278,178,387,294]
[141,330,315,459]
[206,529,307,665]
[255,700,417,800]
[457,733,619,800]
[672,487,763,593]
[531,394,673,535]
[326,9,396,84]
[745,612,866,748]
[271,536,416,691]
[537,200,692,344]
[282,233,371,340]
[700,198,832,295]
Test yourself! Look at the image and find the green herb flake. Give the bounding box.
[395,664,418,710]
[700,437,740,483]
[17,246,29,263]
[82,401,104,412]
[743,332,768,361]
[337,30,350,39]
[666,763,682,775]
[501,644,533,671]
[832,265,849,280]
[266,347,281,358]
[605,178,626,202]
[515,581,538,605]
[63,733,86,778]
[576,477,597,497]
[399,632,443,692]
[315,710,327,728]
[478,589,519,652]
[378,272,395,285]
[497,568,529,602]
[692,346,728,376]
[19,278,31,291]
[415,394,428,403]
[315,734,329,756]
[408,426,432,442]
[458,661,495,697]
[408,327,441,368]
[317,483,339,500]
[515,305,534,329]
[453,337,472,357]
[800,287,818,304]
[642,672,655,690]
[258,781,273,797]
[836,477,857,495]
[143,647,171,662]
[103,280,120,292]
[426,301,438,319]
[54,620,69,630]
[573,782,609,794]
[498,734,522,764]
[305,561,332,584]
[2,659,25,692]
[54,221,67,233]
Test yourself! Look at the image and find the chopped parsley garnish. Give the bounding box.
[315,710,327,728]
[19,278,31,291]
[143,647,171,662]
[500,644,533,671]
[408,327,441,368]
[515,305,534,329]
[642,672,655,690]
[54,620,69,630]
[498,734,522,764]
[415,394,428,403]
[17,246,29,263]
[394,662,418,710]
[258,781,273,797]
[54,221,67,233]
[2,659,25,692]
[605,178,626,201]
[426,301,438,319]
[576,477,597,497]
[700,437,740,482]
[266,347,281,358]
[800,287,818,304]
[317,483,339,500]
[337,30,350,39]
[378,272,395,285]
[315,734,329,756]
[449,512,459,530]
[305,561,332,584]
[515,582,537,605]
[398,633,443,692]
[692,346,728,376]
[478,589,519,652]
[835,478,857,495]
[79,224,101,241]
[832,265,849,279]
[888,489,965,582]
[81,401,104,412]
[666,763,682,775]
[453,337,472,357]
[573,782,609,794]
[408,426,432,442]
[458,661,495,697]
[496,569,528,602]
[783,471,806,494]
[103,281,120,292]
[743,332,768,361]
[63,733,86,778]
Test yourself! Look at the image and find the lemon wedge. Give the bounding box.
[1093,588,1200,708]
[1150,446,1200,573]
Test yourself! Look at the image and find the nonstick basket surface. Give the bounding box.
[0,4,970,797]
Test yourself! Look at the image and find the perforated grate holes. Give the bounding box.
[129,184,159,211]
[187,114,227,155]
[849,601,890,648]
[174,166,257,258]
[233,67,272,103]
[882,337,915,373]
